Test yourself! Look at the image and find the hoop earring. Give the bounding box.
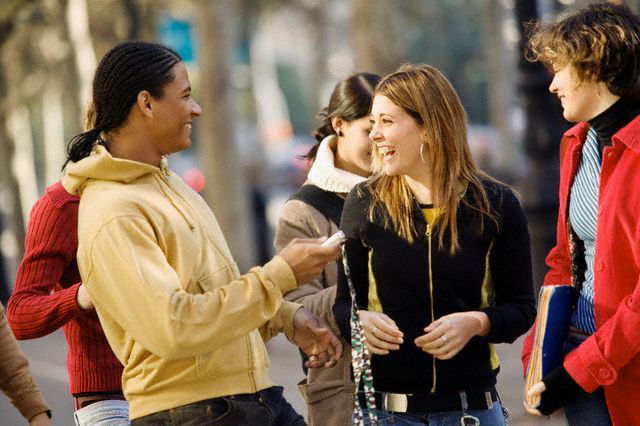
[420,141,428,163]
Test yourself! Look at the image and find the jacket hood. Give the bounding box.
[62,145,167,195]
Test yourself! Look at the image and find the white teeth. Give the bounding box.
[379,146,396,156]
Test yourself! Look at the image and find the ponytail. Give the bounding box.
[61,128,102,170]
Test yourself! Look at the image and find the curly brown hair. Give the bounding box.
[527,2,640,99]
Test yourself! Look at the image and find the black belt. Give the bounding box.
[358,387,498,414]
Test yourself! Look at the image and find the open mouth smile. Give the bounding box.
[378,146,397,158]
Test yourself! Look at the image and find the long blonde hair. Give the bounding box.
[367,64,497,254]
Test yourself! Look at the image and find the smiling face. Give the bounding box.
[150,62,202,155]
[369,95,426,177]
[549,64,612,122]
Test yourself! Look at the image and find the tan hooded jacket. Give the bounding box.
[63,145,300,419]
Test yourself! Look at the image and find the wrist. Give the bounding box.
[471,311,490,336]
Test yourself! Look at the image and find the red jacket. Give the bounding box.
[522,116,640,425]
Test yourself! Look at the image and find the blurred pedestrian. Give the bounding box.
[275,72,380,425]
[333,64,536,425]
[7,102,128,425]
[522,3,640,425]
[0,304,51,425]
[61,41,342,425]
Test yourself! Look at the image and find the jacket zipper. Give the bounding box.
[427,223,437,392]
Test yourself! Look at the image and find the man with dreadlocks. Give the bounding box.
[61,41,342,425]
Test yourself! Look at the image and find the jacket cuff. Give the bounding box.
[61,282,85,315]
[564,336,617,392]
[263,255,297,295]
[14,390,50,422]
[277,301,303,340]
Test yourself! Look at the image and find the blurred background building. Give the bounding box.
[2,0,638,424]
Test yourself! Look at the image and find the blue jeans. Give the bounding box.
[73,399,130,425]
[130,386,304,425]
[562,336,612,426]
[358,403,506,425]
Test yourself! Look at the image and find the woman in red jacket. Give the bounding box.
[522,3,640,425]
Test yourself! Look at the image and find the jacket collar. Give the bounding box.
[564,115,640,153]
[307,135,368,193]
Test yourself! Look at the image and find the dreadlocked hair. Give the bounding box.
[62,41,181,169]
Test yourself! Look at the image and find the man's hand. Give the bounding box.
[76,283,94,310]
[29,412,52,426]
[279,238,341,285]
[291,307,343,368]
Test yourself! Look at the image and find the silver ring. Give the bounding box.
[372,327,378,335]
[441,335,448,346]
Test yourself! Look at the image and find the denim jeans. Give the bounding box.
[73,399,130,425]
[562,335,612,426]
[131,386,304,425]
[358,403,506,425]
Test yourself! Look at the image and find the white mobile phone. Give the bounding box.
[321,230,346,247]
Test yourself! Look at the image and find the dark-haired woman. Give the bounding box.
[7,105,128,426]
[522,3,640,425]
[333,64,535,425]
[275,72,380,425]
[59,41,343,424]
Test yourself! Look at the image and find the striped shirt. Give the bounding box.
[569,127,600,334]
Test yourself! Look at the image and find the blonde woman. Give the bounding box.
[333,64,536,425]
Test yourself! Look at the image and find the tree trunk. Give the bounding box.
[66,0,97,109]
[42,77,66,184]
[482,0,516,172]
[7,104,38,223]
[0,0,38,297]
[351,0,403,74]
[194,0,255,271]
[514,0,569,290]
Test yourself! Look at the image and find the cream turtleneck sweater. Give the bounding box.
[307,135,367,193]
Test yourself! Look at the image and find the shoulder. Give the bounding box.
[279,198,332,228]
[345,181,373,207]
[40,181,79,211]
[480,179,520,206]
[28,182,78,230]
[78,182,150,232]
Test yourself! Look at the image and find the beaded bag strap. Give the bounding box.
[340,246,377,425]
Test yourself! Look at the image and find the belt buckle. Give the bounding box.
[383,392,409,412]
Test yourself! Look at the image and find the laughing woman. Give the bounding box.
[333,64,536,425]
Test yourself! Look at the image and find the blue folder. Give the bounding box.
[525,285,575,408]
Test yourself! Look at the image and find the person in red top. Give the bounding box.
[522,3,640,425]
[7,180,128,425]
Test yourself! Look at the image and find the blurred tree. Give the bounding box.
[66,0,97,109]
[194,0,255,270]
[515,0,569,289]
[0,0,38,301]
[481,0,517,174]
[351,0,405,74]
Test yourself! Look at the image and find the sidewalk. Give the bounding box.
[0,331,563,425]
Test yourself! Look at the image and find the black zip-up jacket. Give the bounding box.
[333,180,536,394]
